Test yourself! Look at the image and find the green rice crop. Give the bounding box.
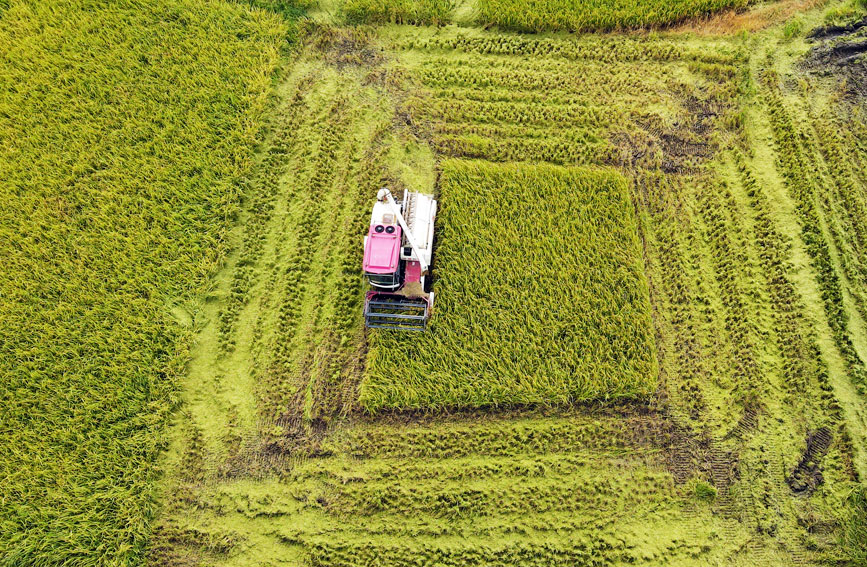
[0,0,285,564]
[362,160,657,411]
[475,0,749,32]
[343,0,452,25]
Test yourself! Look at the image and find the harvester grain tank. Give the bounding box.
[362,188,437,331]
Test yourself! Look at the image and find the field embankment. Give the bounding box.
[0,1,286,564]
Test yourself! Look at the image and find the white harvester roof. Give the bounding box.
[398,190,436,265]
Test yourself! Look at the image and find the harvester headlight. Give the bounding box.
[385,226,396,234]
[374,225,385,233]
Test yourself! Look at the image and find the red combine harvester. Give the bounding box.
[362,188,437,331]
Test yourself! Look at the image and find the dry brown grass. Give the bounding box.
[674,0,828,34]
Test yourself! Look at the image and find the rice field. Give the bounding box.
[5,0,867,566]
[335,0,751,27]
[362,161,657,410]
[153,9,867,563]
[475,0,750,32]
[0,1,286,564]
[342,0,452,24]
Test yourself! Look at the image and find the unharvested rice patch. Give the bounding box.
[0,0,286,563]
[362,161,657,410]
[475,0,750,32]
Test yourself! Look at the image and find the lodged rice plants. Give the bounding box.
[0,0,286,564]
[362,160,658,411]
[761,72,867,392]
[475,0,749,32]
[160,412,738,566]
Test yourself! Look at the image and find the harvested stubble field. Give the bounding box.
[171,412,747,565]
[3,0,867,566]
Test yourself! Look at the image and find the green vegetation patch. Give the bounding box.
[475,0,748,32]
[362,160,657,410]
[0,0,286,564]
[841,486,867,564]
[343,0,452,25]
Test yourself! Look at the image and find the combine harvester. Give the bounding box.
[362,188,437,331]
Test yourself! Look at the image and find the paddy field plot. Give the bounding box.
[4,0,867,565]
[153,16,867,565]
[0,1,286,564]
[335,0,752,29]
[474,0,750,32]
[363,161,657,410]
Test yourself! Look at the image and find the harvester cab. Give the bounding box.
[362,188,437,331]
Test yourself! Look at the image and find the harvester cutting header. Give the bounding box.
[362,188,437,331]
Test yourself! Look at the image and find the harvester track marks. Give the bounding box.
[394,33,690,63]
[733,154,833,407]
[723,404,760,441]
[807,16,867,40]
[649,211,708,423]
[705,441,741,519]
[786,427,834,495]
[663,422,708,484]
[762,78,867,392]
[695,177,767,410]
[259,92,358,425]
[328,414,672,460]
